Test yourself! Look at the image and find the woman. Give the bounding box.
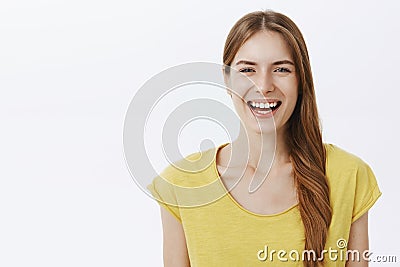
[147,10,381,267]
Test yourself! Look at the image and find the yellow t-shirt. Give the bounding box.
[147,143,382,267]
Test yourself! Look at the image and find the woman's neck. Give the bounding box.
[226,125,291,172]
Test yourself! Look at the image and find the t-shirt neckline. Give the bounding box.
[211,142,299,217]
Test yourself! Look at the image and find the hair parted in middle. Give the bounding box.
[223,10,332,267]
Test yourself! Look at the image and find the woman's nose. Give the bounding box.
[255,73,274,95]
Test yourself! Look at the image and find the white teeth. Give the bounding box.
[249,101,278,109]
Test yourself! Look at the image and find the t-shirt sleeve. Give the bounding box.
[146,169,182,222]
[351,161,382,223]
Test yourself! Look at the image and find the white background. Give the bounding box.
[1,0,399,266]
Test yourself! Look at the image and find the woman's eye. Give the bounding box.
[239,68,255,73]
[274,67,291,73]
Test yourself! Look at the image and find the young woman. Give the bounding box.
[148,10,381,267]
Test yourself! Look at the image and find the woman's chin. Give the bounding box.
[237,111,281,136]
[246,122,277,136]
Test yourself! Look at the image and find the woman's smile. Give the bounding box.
[247,99,282,118]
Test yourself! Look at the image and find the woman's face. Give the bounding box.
[225,30,298,135]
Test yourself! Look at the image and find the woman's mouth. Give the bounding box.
[247,100,282,118]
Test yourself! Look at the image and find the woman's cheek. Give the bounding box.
[228,71,255,97]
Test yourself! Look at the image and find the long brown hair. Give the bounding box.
[223,11,332,267]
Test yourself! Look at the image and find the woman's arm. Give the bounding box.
[160,206,190,267]
[346,212,369,267]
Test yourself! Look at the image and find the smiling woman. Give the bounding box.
[147,10,381,267]
[225,30,298,134]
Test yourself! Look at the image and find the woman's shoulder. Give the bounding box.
[324,143,368,172]
[157,146,219,186]
[323,143,378,188]
[148,146,226,209]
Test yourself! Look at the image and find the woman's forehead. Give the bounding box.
[233,31,293,65]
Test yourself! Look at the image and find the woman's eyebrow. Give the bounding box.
[234,59,294,66]
[272,59,294,66]
[235,60,257,66]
